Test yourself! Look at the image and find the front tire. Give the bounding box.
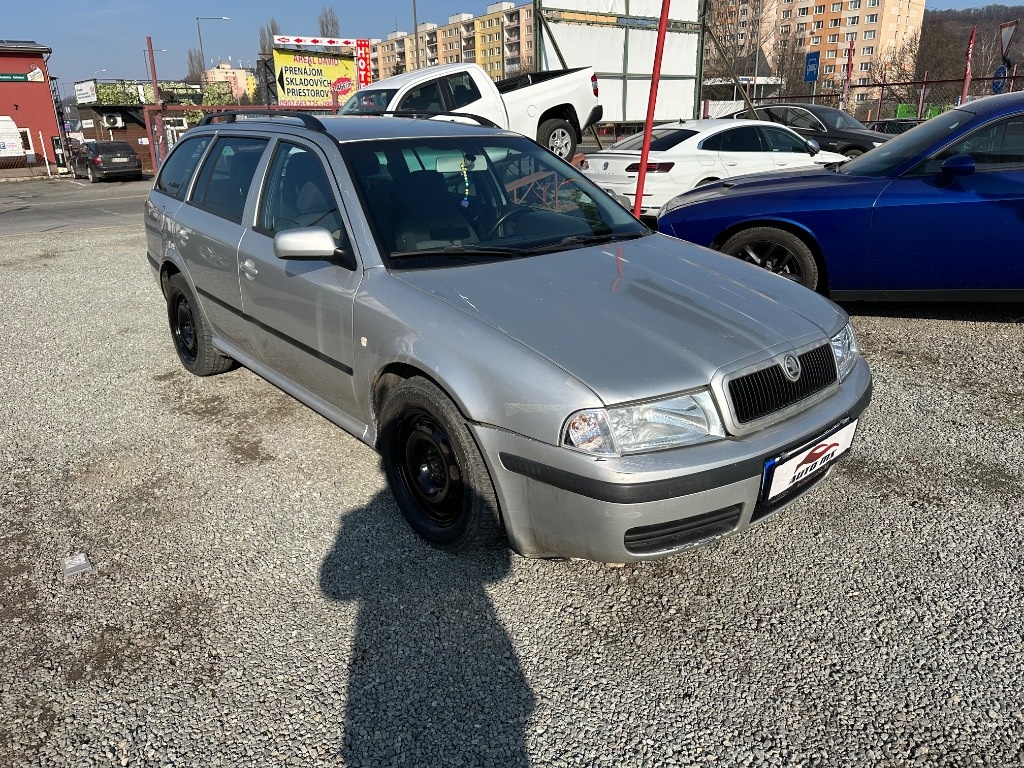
[538,118,577,160]
[379,377,502,552]
[166,273,234,376]
[720,227,820,291]
[843,148,864,159]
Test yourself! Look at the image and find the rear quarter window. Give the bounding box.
[155,136,213,201]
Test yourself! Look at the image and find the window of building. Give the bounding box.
[857,77,870,85]
[866,13,877,22]
[828,33,839,42]
[863,29,875,39]
[848,0,860,7]
[847,15,859,24]
[826,50,837,58]
[856,93,867,101]
[831,1,841,8]
[782,9,792,18]
[814,4,825,11]
[859,61,871,70]
[811,35,822,44]
[797,22,807,31]
[781,24,791,33]
[861,45,873,54]
[814,20,823,29]
[824,64,835,73]
[867,0,879,5]
[830,18,840,26]
[798,6,809,14]
[846,31,857,40]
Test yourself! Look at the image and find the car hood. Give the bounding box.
[394,235,843,405]
[663,165,873,209]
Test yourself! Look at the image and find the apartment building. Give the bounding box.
[370,1,534,83]
[715,0,923,104]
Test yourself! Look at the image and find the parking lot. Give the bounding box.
[1,177,1023,767]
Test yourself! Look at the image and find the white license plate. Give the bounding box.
[766,419,858,499]
[111,157,129,163]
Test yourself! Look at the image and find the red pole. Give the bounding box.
[961,25,976,106]
[917,70,928,119]
[146,36,163,172]
[632,0,671,220]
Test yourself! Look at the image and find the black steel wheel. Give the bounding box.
[720,227,820,291]
[379,377,501,551]
[165,273,234,376]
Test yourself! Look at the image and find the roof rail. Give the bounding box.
[198,110,330,134]
[348,110,500,129]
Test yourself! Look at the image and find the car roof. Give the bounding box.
[956,90,1024,119]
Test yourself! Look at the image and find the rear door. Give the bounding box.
[174,134,270,353]
[711,125,775,177]
[237,139,362,414]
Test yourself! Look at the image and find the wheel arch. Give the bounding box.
[711,218,831,295]
[538,105,581,138]
[371,363,469,450]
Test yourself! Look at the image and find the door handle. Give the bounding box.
[240,259,259,280]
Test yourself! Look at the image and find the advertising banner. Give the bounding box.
[357,39,372,87]
[272,49,357,107]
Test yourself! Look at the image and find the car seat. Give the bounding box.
[392,170,479,252]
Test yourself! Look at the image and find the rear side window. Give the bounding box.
[446,72,482,109]
[155,136,212,200]
[718,126,765,152]
[190,137,269,223]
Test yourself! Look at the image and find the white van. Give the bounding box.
[0,116,27,165]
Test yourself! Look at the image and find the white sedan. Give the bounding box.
[581,119,848,218]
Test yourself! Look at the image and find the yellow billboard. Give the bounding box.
[272,50,357,108]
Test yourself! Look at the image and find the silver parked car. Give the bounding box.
[144,111,872,562]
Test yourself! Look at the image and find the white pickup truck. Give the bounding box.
[338,62,603,160]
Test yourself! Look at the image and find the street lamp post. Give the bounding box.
[91,69,107,80]
[144,48,167,80]
[196,16,229,87]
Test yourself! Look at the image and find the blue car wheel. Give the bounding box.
[720,227,820,292]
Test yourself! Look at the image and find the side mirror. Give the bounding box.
[805,139,821,156]
[273,226,357,270]
[939,152,976,179]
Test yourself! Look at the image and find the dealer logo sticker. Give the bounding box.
[766,420,859,499]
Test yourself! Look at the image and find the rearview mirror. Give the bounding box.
[806,139,821,156]
[435,152,489,173]
[939,152,976,179]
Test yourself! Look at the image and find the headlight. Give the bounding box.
[872,141,885,147]
[830,322,859,380]
[562,390,725,456]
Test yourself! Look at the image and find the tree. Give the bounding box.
[259,18,282,57]
[319,7,341,37]
[186,48,204,84]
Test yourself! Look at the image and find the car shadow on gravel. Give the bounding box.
[840,301,1023,323]
[318,492,534,767]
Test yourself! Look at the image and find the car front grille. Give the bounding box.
[727,344,837,424]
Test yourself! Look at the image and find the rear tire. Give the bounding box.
[720,227,820,291]
[538,118,577,160]
[166,274,234,376]
[379,377,502,552]
[87,166,99,183]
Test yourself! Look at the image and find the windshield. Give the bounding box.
[342,135,649,268]
[338,89,399,114]
[820,109,867,130]
[840,108,973,177]
[610,127,699,152]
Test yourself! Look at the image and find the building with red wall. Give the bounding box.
[0,40,61,170]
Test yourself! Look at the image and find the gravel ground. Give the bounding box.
[1,220,1022,767]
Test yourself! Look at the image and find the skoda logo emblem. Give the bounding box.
[782,354,802,382]
[602,161,609,170]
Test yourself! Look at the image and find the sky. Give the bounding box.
[5,0,468,95]
[6,0,995,97]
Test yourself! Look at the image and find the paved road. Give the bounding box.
[0,176,150,237]
[1,178,1023,767]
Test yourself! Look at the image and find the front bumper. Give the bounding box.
[471,357,872,562]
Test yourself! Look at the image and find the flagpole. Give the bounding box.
[961,24,976,105]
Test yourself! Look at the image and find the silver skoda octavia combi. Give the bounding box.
[144,111,872,562]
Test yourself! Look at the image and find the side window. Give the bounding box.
[761,126,809,153]
[257,142,348,250]
[916,117,1024,175]
[446,72,482,109]
[398,80,443,113]
[786,108,822,130]
[699,132,723,151]
[719,126,764,152]
[154,136,212,200]
[191,136,268,223]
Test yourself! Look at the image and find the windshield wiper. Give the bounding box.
[389,245,524,261]
[519,231,648,253]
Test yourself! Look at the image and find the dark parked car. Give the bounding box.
[659,90,1024,301]
[726,103,890,158]
[70,140,143,182]
[865,118,925,135]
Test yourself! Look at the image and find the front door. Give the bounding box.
[237,139,362,414]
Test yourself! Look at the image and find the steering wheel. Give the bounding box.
[485,207,532,239]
